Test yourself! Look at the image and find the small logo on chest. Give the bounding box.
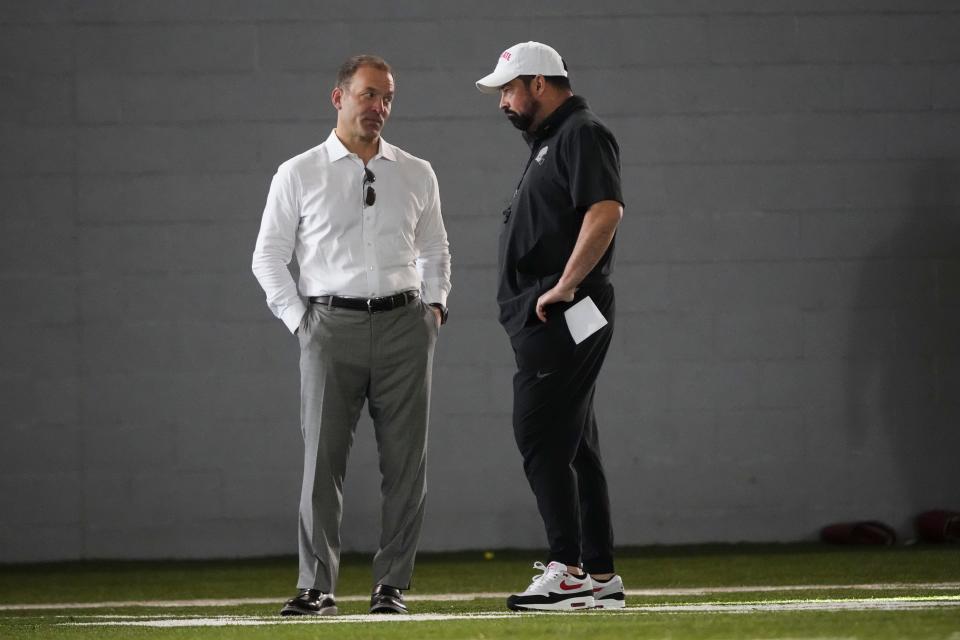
[535,146,549,165]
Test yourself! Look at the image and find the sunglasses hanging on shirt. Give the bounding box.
[363,167,377,207]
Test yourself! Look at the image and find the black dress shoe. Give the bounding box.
[369,584,407,614]
[279,589,338,616]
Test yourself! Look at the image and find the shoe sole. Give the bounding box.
[279,605,338,616]
[369,599,407,614]
[369,599,408,614]
[507,595,595,611]
[594,598,626,609]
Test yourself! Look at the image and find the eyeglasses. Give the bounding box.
[363,167,376,207]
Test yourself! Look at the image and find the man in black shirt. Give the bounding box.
[476,42,626,612]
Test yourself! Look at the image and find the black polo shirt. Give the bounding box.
[497,95,624,337]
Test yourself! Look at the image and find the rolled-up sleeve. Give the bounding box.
[414,164,452,307]
[252,164,307,334]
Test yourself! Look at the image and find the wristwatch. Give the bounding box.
[428,303,448,325]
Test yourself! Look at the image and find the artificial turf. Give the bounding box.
[2,543,958,602]
[1,544,958,639]
[2,610,959,640]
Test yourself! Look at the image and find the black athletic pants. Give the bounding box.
[509,283,615,575]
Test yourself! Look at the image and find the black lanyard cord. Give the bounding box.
[503,141,543,223]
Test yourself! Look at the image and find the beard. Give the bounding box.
[503,100,538,131]
[358,114,384,138]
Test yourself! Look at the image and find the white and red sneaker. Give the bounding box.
[506,561,595,611]
[590,574,626,609]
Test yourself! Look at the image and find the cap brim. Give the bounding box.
[475,68,517,94]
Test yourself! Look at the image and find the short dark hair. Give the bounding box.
[517,59,571,91]
[336,54,392,89]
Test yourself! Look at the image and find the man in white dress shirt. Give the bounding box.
[252,54,451,617]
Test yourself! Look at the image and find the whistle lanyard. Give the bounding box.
[504,140,544,223]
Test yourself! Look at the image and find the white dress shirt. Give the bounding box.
[252,130,452,333]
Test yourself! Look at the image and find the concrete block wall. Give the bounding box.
[1,0,959,562]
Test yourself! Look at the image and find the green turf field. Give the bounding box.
[1,544,958,639]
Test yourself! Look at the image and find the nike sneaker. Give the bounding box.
[591,574,626,609]
[506,561,595,611]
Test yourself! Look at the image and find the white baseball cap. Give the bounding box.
[475,41,567,94]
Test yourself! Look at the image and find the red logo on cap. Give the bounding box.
[501,51,512,61]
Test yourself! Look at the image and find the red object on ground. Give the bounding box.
[915,510,960,543]
[820,521,897,545]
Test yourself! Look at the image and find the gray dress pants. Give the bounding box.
[296,297,438,593]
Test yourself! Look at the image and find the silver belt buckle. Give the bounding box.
[367,298,374,313]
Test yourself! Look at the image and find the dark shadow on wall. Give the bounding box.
[846,160,960,530]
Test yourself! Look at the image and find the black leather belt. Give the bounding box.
[308,290,419,313]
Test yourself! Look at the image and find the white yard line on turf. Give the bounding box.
[61,613,524,627]
[630,596,960,613]
[626,582,960,597]
[55,596,960,627]
[5,582,959,611]
[628,582,960,596]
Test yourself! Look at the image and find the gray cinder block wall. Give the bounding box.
[2,1,959,562]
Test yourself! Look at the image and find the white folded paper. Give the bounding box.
[563,296,608,344]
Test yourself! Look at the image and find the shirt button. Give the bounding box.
[368,266,374,271]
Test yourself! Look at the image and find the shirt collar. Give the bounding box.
[523,95,589,147]
[377,138,397,162]
[325,129,397,163]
